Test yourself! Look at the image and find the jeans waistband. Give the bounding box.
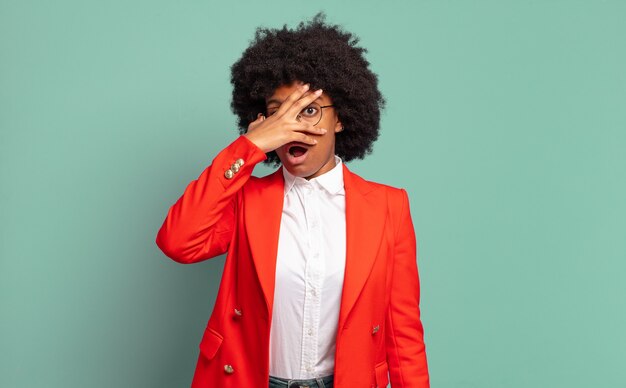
[269,374,333,388]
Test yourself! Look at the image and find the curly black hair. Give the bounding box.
[229,11,386,168]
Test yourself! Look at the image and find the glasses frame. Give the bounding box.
[266,103,335,126]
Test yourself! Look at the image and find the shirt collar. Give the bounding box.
[282,155,345,197]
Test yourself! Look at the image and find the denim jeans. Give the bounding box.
[268,374,334,388]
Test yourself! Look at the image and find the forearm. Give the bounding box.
[155,134,267,263]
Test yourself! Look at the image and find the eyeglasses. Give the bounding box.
[266,102,335,126]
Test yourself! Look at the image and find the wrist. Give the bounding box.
[241,133,266,153]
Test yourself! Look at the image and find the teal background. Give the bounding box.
[1,1,625,387]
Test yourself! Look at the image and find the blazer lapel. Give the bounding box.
[244,167,284,317]
[337,163,387,332]
[244,163,387,331]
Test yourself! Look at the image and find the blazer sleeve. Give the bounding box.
[155,134,267,264]
[385,188,430,387]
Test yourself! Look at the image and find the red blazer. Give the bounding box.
[155,135,429,388]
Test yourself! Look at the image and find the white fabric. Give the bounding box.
[269,155,347,379]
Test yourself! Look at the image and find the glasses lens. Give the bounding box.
[299,102,322,126]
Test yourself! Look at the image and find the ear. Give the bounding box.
[334,119,343,133]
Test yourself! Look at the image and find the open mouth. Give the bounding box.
[285,142,310,164]
[288,145,308,157]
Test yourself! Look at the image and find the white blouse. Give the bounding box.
[268,155,347,379]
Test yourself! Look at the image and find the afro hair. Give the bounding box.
[229,11,386,168]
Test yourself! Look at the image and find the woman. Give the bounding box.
[155,12,429,388]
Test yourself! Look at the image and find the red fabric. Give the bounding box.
[156,135,430,387]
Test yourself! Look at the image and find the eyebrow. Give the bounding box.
[266,96,321,106]
[266,99,282,106]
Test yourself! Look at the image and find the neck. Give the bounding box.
[304,154,336,180]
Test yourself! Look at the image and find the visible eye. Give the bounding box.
[301,105,318,117]
[266,109,277,116]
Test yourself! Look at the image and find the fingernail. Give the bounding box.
[315,89,323,95]
[314,139,318,143]
[302,83,310,90]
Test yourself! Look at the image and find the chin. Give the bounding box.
[285,164,314,175]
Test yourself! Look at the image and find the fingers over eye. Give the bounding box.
[290,89,323,116]
[273,83,310,115]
